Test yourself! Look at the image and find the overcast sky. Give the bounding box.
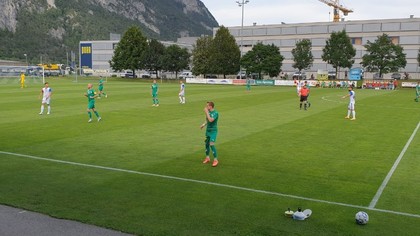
[200,0,418,26]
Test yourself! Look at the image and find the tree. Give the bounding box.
[109,26,148,77]
[292,39,314,73]
[161,45,190,78]
[210,26,241,78]
[241,42,284,79]
[142,39,166,76]
[361,34,407,78]
[322,30,356,78]
[191,36,213,76]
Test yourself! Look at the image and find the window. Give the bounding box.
[351,37,362,45]
[389,36,399,44]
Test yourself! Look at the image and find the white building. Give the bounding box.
[221,17,420,79]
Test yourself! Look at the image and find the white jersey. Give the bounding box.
[179,83,185,96]
[348,90,355,110]
[42,87,52,103]
[349,90,355,103]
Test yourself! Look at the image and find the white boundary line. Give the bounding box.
[1,150,419,219]
[369,121,420,208]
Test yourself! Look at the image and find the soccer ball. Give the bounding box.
[355,211,369,225]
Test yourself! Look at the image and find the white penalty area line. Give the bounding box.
[369,121,420,209]
[1,151,419,219]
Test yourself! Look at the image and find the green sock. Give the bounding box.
[94,111,100,117]
[210,145,217,158]
[88,112,92,119]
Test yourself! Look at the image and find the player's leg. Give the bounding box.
[40,101,45,114]
[92,107,100,120]
[345,103,351,118]
[299,97,303,109]
[351,104,356,120]
[47,103,51,114]
[209,133,218,167]
[203,136,211,163]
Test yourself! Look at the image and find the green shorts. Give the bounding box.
[88,101,95,109]
[205,131,218,143]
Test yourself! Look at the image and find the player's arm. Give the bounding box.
[200,121,207,130]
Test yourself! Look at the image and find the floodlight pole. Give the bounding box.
[237,0,249,80]
[24,53,28,70]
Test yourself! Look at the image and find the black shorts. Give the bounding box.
[300,95,308,102]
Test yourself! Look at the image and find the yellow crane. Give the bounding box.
[318,0,353,22]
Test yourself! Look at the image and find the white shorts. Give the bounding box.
[179,91,185,96]
[42,98,50,105]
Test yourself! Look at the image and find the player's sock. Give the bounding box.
[183,97,185,103]
[40,105,44,113]
[299,103,302,109]
[179,96,182,103]
[210,145,217,158]
[94,111,100,118]
[304,103,307,110]
[205,143,210,156]
[88,111,92,119]
[347,110,351,117]
[47,106,51,114]
[352,111,356,118]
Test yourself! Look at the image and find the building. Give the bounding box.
[79,34,196,73]
[221,17,420,79]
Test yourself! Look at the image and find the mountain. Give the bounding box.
[0,0,218,64]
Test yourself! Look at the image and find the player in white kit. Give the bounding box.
[342,86,356,120]
[179,80,185,104]
[39,82,52,115]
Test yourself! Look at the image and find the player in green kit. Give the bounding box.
[151,79,159,106]
[200,101,219,167]
[98,77,107,98]
[85,83,101,123]
[246,78,251,92]
[415,82,420,102]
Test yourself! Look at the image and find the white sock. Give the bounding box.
[352,111,356,118]
[48,106,51,113]
[41,105,44,113]
[347,110,351,117]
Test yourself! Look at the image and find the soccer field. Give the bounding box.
[1,77,419,235]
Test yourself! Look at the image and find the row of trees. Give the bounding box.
[111,26,419,79]
[110,26,190,78]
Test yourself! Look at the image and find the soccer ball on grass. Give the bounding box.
[355,211,369,225]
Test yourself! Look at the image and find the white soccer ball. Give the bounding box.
[355,211,369,225]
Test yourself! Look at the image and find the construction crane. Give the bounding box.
[318,0,353,22]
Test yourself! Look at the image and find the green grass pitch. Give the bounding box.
[1,77,419,235]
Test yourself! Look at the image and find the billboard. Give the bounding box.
[80,43,92,69]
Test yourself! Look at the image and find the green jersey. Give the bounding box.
[206,110,219,132]
[151,83,158,95]
[87,89,96,102]
[98,79,104,90]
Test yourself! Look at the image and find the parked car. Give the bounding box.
[138,71,151,79]
[292,71,306,80]
[328,71,336,80]
[205,74,218,79]
[179,71,194,79]
[120,70,137,78]
[236,71,247,79]
[391,72,401,80]
[373,73,382,79]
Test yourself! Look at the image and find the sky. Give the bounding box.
[200,0,418,26]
